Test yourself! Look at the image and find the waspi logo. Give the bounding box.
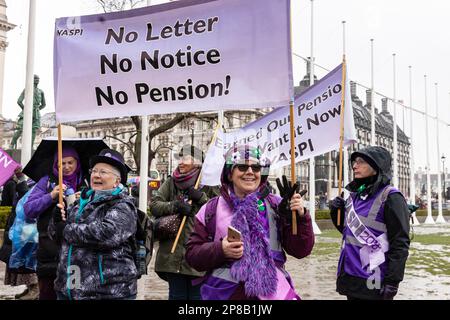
[57,28,83,36]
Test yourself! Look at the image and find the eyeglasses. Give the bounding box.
[89,168,119,177]
[351,158,368,167]
[234,164,262,173]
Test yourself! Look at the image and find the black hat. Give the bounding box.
[175,145,204,163]
[89,149,129,184]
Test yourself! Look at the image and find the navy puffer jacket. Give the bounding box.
[50,188,138,300]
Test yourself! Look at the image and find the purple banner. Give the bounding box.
[0,148,20,187]
[54,0,292,123]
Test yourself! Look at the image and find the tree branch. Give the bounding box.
[149,113,193,140]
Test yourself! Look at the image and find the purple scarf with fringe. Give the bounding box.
[172,167,200,191]
[228,190,278,298]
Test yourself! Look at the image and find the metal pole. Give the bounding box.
[443,158,446,212]
[442,156,445,203]
[309,0,320,234]
[139,116,149,212]
[424,75,435,224]
[408,66,419,225]
[138,0,153,213]
[21,0,36,165]
[370,39,376,146]
[342,21,349,191]
[435,83,446,223]
[342,21,346,57]
[392,54,398,189]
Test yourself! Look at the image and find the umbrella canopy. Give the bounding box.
[23,137,110,183]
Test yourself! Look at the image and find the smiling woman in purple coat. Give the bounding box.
[186,145,314,300]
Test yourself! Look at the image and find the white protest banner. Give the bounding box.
[54,0,293,123]
[201,63,357,186]
[0,148,20,187]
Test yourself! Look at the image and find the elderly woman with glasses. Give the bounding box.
[329,146,410,300]
[186,145,314,300]
[49,149,139,300]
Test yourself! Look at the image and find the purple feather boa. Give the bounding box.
[229,191,277,298]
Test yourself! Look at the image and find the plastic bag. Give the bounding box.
[8,186,38,272]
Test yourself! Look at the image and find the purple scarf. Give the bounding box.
[228,190,278,298]
[52,146,82,191]
[172,166,200,191]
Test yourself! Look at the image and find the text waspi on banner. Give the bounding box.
[54,0,293,123]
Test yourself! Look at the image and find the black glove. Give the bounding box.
[408,204,419,214]
[330,192,345,211]
[52,200,67,224]
[276,175,300,220]
[187,187,204,203]
[380,283,398,300]
[329,192,345,233]
[174,200,193,217]
[51,202,67,243]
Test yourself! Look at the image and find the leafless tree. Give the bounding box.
[97,0,145,13]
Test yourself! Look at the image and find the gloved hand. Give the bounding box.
[380,283,398,300]
[53,200,67,224]
[187,187,204,203]
[408,204,419,214]
[330,192,345,211]
[174,200,194,217]
[329,192,345,233]
[276,175,300,220]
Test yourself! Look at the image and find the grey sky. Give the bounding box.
[2,0,449,172]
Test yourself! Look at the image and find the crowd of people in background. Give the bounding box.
[0,143,410,300]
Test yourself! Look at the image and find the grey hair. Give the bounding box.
[110,167,121,179]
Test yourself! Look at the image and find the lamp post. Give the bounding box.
[442,154,446,201]
[436,153,447,223]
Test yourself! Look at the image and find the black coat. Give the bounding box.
[330,146,410,299]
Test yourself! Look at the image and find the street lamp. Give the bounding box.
[442,154,446,200]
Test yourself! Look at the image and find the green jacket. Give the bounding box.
[150,177,219,278]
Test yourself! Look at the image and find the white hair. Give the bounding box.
[110,167,121,179]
